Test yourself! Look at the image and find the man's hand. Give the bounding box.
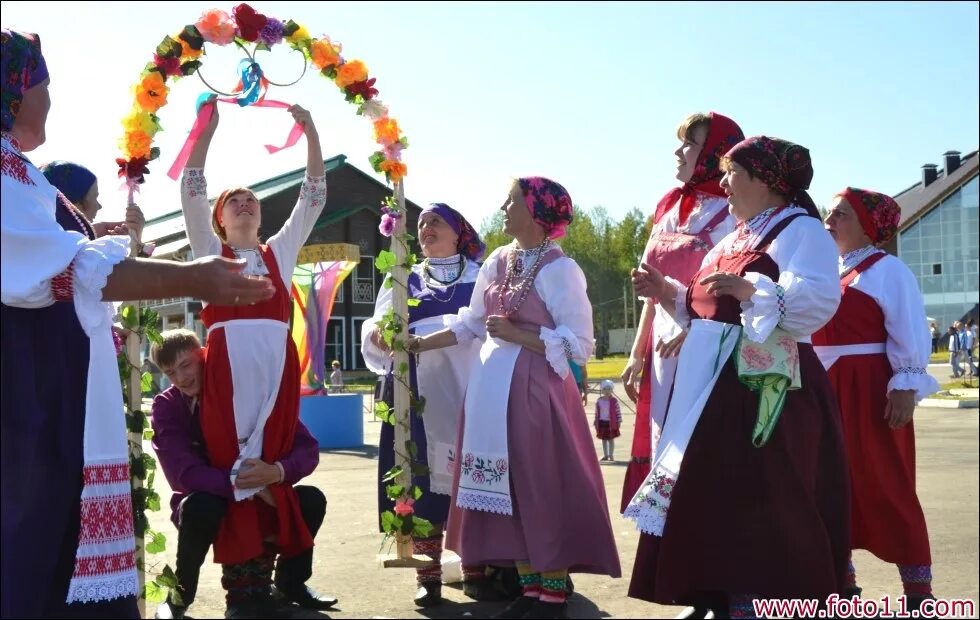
[235,458,282,489]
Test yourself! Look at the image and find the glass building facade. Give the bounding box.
[898,174,980,329]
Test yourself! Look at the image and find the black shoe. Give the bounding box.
[843,585,863,599]
[492,595,537,619]
[523,600,569,620]
[154,600,187,619]
[272,583,339,610]
[413,581,443,608]
[463,577,508,602]
[225,594,293,619]
[907,593,936,613]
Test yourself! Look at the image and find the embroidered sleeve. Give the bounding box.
[180,168,222,260]
[268,174,327,286]
[741,218,841,343]
[540,325,586,379]
[537,258,594,378]
[52,262,75,302]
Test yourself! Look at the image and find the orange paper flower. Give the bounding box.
[135,72,169,113]
[380,160,407,183]
[121,130,153,160]
[335,59,368,88]
[195,9,236,45]
[310,37,341,70]
[373,117,401,146]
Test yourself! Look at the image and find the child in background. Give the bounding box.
[330,360,344,393]
[595,380,622,462]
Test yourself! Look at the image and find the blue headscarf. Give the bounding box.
[420,203,486,262]
[1,29,48,132]
[41,161,97,204]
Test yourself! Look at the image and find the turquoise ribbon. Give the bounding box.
[236,59,264,107]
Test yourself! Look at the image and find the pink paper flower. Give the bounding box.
[195,9,237,45]
[393,498,415,516]
[379,213,397,237]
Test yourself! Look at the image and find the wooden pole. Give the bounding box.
[125,190,146,617]
[382,182,433,568]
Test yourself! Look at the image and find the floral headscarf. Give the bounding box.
[1,30,48,132]
[653,112,745,225]
[420,203,486,262]
[41,161,97,205]
[725,136,819,217]
[836,187,901,245]
[517,176,574,240]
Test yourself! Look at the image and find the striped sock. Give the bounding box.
[540,570,568,604]
[729,594,757,619]
[516,561,541,598]
[462,564,486,582]
[898,564,933,596]
[414,535,443,585]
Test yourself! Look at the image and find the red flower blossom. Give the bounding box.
[233,3,268,42]
[116,157,150,184]
[346,78,378,100]
[153,53,182,78]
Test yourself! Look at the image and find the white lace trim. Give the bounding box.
[66,572,139,605]
[540,325,583,379]
[888,369,940,402]
[740,272,781,343]
[455,489,513,515]
[840,245,882,276]
[622,503,668,536]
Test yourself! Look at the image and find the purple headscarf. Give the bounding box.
[1,30,49,132]
[41,161,97,204]
[517,176,574,239]
[420,203,486,262]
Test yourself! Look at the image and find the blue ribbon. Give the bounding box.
[236,59,264,107]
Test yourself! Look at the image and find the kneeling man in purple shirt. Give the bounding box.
[149,329,337,619]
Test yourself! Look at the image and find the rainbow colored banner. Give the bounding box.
[290,245,360,395]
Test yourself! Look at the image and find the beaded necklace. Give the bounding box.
[497,238,551,317]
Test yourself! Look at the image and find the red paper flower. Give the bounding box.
[153,53,182,78]
[116,157,150,184]
[233,3,268,42]
[346,78,378,100]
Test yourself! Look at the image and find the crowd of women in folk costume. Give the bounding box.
[1,27,941,620]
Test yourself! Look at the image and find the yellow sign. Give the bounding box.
[297,243,361,265]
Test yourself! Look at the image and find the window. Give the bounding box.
[325,318,345,371]
[932,264,943,275]
[354,255,376,304]
[351,317,371,370]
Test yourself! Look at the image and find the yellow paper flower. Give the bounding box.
[310,37,341,70]
[373,117,401,146]
[178,36,203,61]
[287,24,311,44]
[122,110,159,137]
[121,130,153,160]
[135,72,169,113]
[380,160,407,183]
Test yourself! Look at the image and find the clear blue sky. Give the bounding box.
[3,1,978,230]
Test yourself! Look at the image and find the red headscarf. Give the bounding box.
[836,187,902,245]
[653,112,745,226]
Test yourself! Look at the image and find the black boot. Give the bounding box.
[413,581,443,608]
[491,595,538,619]
[523,600,569,620]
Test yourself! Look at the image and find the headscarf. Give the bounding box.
[1,30,49,132]
[41,161,97,205]
[653,112,745,226]
[420,202,486,262]
[836,187,901,245]
[725,135,819,217]
[517,176,574,240]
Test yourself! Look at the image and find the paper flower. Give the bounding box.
[153,53,182,78]
[346,78,378,101]
[373,117,401,146]
[310,37,342,70]
[380,160,407,183]
[259,19,285,46]
[335,59,368,88]
[287,23,310,44]
[177,36,203,60]
[379,212,399,237]
[393,498,415,516]
[135,72,169,113]
[360,99,389,120]
[195,9,236,45]
[233,4,269,42]
[383,141,404,162]
[122,110,160,138]
[121,130,153,160]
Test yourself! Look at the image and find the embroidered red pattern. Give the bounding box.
[79,494,135,543]
[73,550,137,577]
[52,261,75,301]
[1,147,34,186]
[82,462,131,485]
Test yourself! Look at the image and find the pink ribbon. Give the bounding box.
[166,97,303,180]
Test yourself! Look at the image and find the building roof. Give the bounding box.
[893,150,979,230]
[143,154,415,258]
